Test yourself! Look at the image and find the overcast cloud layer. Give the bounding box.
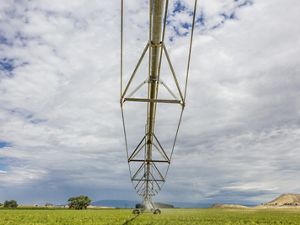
[0,0,300,205]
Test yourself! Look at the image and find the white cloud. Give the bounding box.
[0,0,300,205]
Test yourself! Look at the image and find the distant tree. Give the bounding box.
[45,203,54,207]
[4,200,18,208]
[67,195,91,210]
[0,202,3,207]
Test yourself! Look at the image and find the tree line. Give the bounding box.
[0,200,18,208]
[0,195,91,210]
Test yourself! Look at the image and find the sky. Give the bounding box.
[0,0,300,205]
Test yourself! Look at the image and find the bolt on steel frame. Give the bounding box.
[120,0,197,211]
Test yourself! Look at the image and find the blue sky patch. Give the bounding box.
[167,0,254,38]
[0,29,14,46]
[0,58,17,78]
[0,164,7,172]
[0,58,14,72]
[173,1,186,13]
[0,141,11,148]
[0,34,11,46]
[172,26,188,38]
[182,22,191,29]
[196,10,206,27]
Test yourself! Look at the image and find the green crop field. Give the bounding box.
[1,208,300,225]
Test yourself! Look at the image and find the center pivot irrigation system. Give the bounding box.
[120,0,197,214]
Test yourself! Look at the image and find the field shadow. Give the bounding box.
[122,214,140,225]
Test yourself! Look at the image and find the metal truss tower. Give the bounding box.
[120,0,197,213]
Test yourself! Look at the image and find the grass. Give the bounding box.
[1,208,300,225]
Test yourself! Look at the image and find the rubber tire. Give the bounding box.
[153,209,161,214]
[132,209,140,214]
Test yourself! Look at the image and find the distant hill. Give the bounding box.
[91,200,208,208]
[92,200,174,208]
[92,194,300,209]
[154,202,174,208]
[265,194,300,207]
[170,202,212,208]
[211,204,248,209]
[92,200,137,208]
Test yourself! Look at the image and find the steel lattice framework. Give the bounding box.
[120,0,197,211]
